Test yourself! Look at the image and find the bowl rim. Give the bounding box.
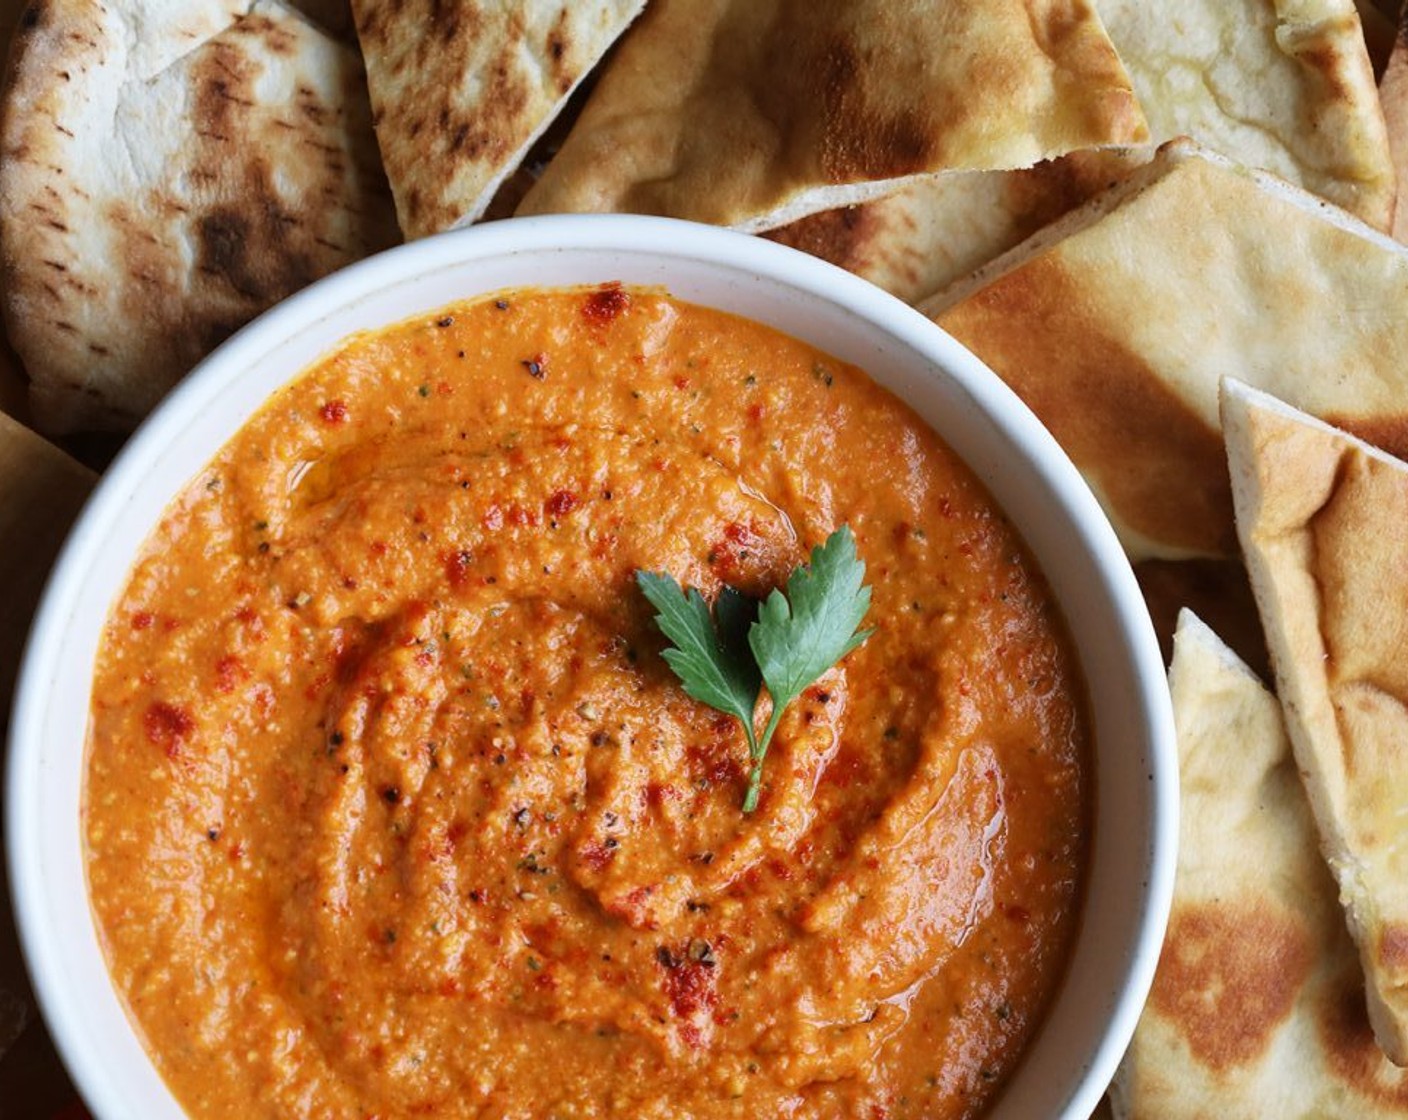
[6,212,1178,1119]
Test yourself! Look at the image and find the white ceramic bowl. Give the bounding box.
[8,215,1176,1120]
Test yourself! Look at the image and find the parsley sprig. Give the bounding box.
[636,525,873,812]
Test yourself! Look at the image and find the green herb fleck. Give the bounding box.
[636,525,872,812]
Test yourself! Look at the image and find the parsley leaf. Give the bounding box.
[636,573,761,732]
[750,525,873,712]
[635,525,873,813]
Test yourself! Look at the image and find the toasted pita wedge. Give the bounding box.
[0,0,398,435]
[351,1,644,239]
[923,139,1408,562]
[1101,0,1393,229]
[1222,378,1408,1066]
[771,0,1393,303]
[1111,611,1408,1116]
[763,150,1142,306]
[518,0,1147,232]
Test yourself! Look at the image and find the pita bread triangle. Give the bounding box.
[1222,377,1408,1067]
[1111,610,1408,1117]
[517,0,1148,232]
[763,151,1141,306]
[769,0,1394,304]
[1098,0,1394,230]
[350,0,646,240]
[0,0,399,435]
[923,138,1408,563]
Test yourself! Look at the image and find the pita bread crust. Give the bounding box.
[351,1,645,240]
[1111,611,1408,1116]
[0,0,399,434]
[1222,378,1408,1067]
[763,149,1145,305]
[1099,0,1395,231]
[518,0,1147,232]
[765,0,1393,305]
[924,139,1408,562]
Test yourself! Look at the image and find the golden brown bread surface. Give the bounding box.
[518,0,1147,231]
[1223,378,1408,1067]
[766,0,1394,303]
[1100,0,1394,230]
[763,150,1141,305]
[0,0,399,434]
[925,140,1408,562]
[1111,611,1408,1116]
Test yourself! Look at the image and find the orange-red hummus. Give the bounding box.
[85,286,1089,1119]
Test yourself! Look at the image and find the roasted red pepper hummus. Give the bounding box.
[85,286,1089,1119]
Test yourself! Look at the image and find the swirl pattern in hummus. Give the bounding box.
[85,286,1088,1119]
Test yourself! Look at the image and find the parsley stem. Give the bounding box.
[741,699,787,813]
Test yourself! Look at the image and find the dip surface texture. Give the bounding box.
[85,287,1089,1119]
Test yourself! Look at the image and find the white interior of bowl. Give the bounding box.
[7,215,1176,1120]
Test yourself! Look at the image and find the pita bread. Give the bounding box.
[763,150,1142,306]
[0,0,399,435]
[1222,378,1408,1066]
[1099,0,1394,230]
[923,139,1408,562]
[517,0,1148,232]
[770,0,1393,304]
[1110,611,1408,1116]
[351,1,645,240]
